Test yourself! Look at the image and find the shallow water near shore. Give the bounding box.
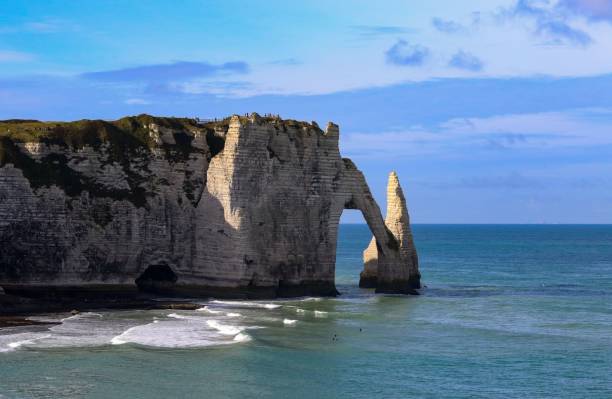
[1,225,611,398]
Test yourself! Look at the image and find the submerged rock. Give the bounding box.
[0,114,420,303]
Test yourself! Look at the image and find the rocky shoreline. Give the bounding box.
[0,290,204,327]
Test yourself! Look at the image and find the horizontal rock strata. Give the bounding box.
[0,113,420,304]
[360,172,420,294]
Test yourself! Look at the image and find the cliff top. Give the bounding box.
[0,113,325,147]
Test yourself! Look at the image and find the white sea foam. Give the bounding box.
[108,314,253,348]
[283,319,297,325]
[7,334,51,349]
[58,311,103,323]
[0,332,52,352]
[167,313,190,320]
[59,314,81,322]
[196,306,222,314]
[0,312,136,352]
[1,307,256,353]
[110,325,141,345]
[211,300,281,309]
[314,311,328,317]
[233,333,251,342]
[206,320,243,336]
[295,308,307,314]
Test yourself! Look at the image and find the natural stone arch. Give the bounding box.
[0,113,420,300]
[335,165,420,294]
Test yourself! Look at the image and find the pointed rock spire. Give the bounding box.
[360,171,420,293]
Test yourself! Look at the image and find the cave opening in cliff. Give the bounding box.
[335,210,369,290]
[135,264,178,294]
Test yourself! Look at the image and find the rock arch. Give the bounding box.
[336,164,420,294]
[0,113,421,300]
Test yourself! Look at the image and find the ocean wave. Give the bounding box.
[196,306,223,314]
[1,308,257,353]
[206,320,243,336]
[110,318,251,348]
[0,333,53,352]
[167,313,192,320]
[283,319,297,325]
[211,300,281,309]
[110,325,142,345]
[233,333,251,342]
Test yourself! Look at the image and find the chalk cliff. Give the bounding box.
[0,113,420,301]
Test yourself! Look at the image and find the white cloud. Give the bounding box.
[243,0,612,96]
[341,108,612,159]
[124,98,151,105]
[0,50,33,62]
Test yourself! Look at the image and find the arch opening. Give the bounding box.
[135,264,178,294]
[334,209,372,292]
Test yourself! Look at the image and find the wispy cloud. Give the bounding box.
[267,58,301,66]
[351,25,413,39]
[23,21,61,33]
[502,0,593,46]
[431,18,466,34]
[0,50,34,62]
[559,0,612,22]
[385,40,429,66]
[341,108,612,159]
[163,80,253,96]
[82,61,249,82]
[445,172,544,190]
[0,18,75,34]
[448,51,484,71]
[124,98,151,105]
[536,18,592,46]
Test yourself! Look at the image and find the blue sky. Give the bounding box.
[1,0,611,223]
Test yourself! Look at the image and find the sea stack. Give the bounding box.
[360,171,420,294]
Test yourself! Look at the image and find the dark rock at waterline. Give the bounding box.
[0,114,420,304]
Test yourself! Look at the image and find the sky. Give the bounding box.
[0,0,611,223]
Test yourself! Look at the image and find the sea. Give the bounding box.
[1,225,611,398]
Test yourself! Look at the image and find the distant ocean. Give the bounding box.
[1,225,611,398]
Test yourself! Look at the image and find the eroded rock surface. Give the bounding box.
[360,172,420,294]
[0,113,420,301]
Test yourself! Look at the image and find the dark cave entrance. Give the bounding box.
[135,264,178,294]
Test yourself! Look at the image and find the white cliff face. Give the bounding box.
[0,114,420,298]
[360,171,420,293]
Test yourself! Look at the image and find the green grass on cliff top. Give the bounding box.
[0,115,206,148]
[0,113,323,148]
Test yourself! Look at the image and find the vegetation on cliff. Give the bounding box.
[0,115,212,208]
[0,114,329,208]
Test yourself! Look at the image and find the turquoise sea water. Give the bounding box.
[1,225,611,398]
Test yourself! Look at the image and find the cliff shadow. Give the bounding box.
[135,264,178,295]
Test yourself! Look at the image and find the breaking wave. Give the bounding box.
[1,309,255,352]
[211,300,281,309]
